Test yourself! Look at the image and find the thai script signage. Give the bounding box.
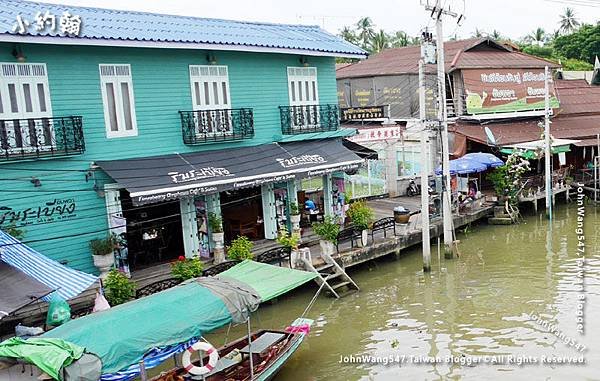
[341,106,386,121]
[12,10,82,36]
[276,155,326,168]
[463,69,559,114]
[168,167,232,184]
[0,198,77,225]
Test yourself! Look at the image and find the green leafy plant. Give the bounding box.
[104,269,136,306]
[344,191,352,204]
[312,216,341,244]
[89,235,116,256]
[487,152,531,205]
[170,255,204,280]
[289,202,300,215]
[208,213,223,233]
[276,226,300,251]
[1,223,25,240]
[346,200,375,230]
[227,236,254,261]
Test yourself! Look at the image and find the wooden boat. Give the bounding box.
[152,327,309,381]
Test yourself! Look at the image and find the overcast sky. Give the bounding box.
[40,0,599,41]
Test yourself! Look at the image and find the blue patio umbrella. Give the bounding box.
[435,157,488,175]
[462,152,504,168]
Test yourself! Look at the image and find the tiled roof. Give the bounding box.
[555,79,600,116]
[336,38,559,79]
[452,114,600,145]
[0,0,366,57]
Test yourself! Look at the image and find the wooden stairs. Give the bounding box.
[300,253,359,298]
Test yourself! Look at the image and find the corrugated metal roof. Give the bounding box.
[0,0,366,57]
[336,38,559,79]
[452,115,600,145]
[555,79,600,116]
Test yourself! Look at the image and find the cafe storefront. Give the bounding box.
[97,139,363,266]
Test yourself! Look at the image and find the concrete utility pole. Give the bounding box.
[424,0,460,259]
[544,66,552,220]
[419,59,431,273]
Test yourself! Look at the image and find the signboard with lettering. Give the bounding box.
[349,126,404,143]
[0,198,77,225]
[462,69,559,114]
[341,106,386,121]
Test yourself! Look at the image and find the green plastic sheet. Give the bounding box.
[43,282,232,374]
[219,260,317,302]
[0,337,84,380]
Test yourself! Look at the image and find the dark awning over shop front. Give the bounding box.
[0,262,54,320]
[97,139,363,205]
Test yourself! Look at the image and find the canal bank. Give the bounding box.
[199,203,600,380]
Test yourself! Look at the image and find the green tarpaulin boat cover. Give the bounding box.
[43,282,232,374]
[37,261,316,375]
[0,337,84,380]
[219,260,316,302]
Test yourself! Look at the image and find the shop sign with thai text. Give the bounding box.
[0,198,77,225]
[341,106,386,121]
[463,69,559,114]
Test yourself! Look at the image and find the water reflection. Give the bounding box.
[197,205,599,380]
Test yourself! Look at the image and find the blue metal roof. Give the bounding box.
[0,0,366,57]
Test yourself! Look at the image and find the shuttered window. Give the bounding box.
[99,64,138,138]
[0,63,54,152]
[287,67,318,106]
[0,63,52,119]
[189,65,231,110]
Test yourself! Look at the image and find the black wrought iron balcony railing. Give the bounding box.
[180,108,254,145]
[0,116,85,161]
[279,104,340,135]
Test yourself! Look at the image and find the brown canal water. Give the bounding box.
[165,204,599,380]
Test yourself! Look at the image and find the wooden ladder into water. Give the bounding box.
[300,253,359,298]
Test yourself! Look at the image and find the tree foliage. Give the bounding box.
[553,23,600,64]
[338,18,419,55]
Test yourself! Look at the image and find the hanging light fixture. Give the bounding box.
[12,44,26,62]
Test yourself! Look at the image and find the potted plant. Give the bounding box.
[104,269,136,306]
[170,255,204,281]
[89,235,116,279]
[208,213,224,248]
[312,216,340,256]
[227,236,254,261]
[346,201,374,247]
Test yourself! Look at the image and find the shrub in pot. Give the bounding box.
[346,201,374,246]
[289,202,301,232]
[89,235,116,279]
[208,212,224,245]
[312,216,340,256]
[227,236,254,261]
[104,269,136,306]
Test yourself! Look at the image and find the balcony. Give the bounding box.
[0,116,85,161]
[279,104,340,135]
[180,108,254,145]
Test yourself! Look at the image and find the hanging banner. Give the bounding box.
[463,69,559,114]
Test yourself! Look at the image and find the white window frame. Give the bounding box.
[188,65,233,135]
[287,66,319,106]
[0,62,54,153]
[189,65,231,110]
[99,64,138,138]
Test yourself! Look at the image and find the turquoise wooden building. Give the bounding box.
[0,0,366,273]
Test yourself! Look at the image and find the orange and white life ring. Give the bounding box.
[181,341,219,375]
